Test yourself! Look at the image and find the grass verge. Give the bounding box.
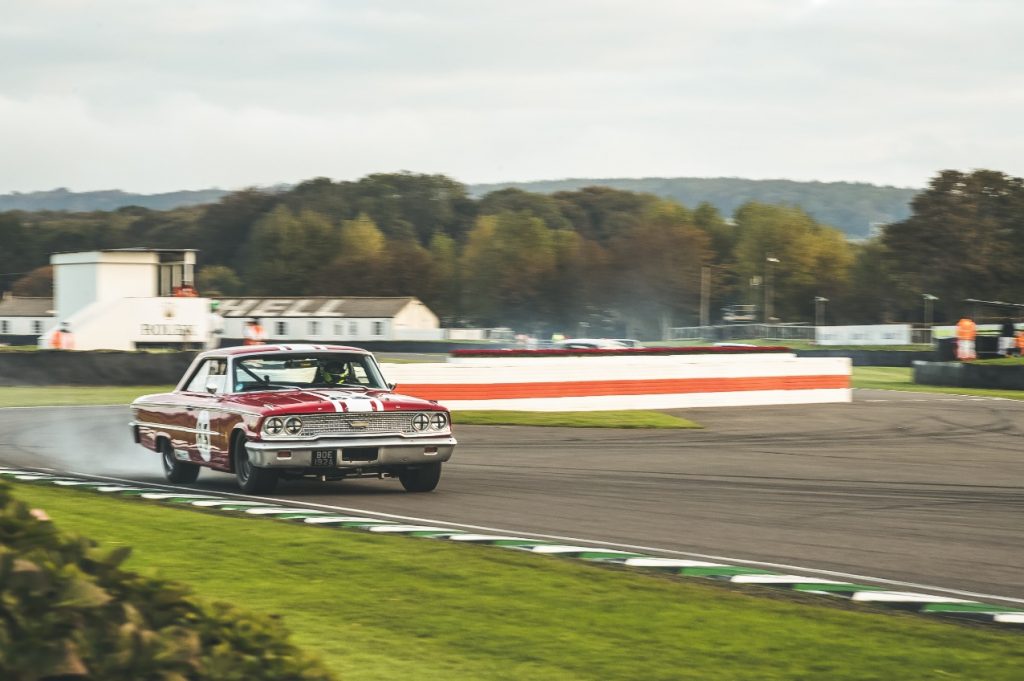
[0,387,700,427]
[453,410,701,428]
[9,482,1024,680]
[655,339,933,351]
[0,385,174,408]
[852,367,1024,400]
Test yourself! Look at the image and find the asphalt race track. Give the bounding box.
[2,389,1023,603]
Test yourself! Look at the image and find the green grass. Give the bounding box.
[453,410,701,428]
[9,482,1024,680]
[970,356,1024,365]
[852,367,1024,400]
[0,387,700,427]
[655,339,933,351]
[0,385,174,407]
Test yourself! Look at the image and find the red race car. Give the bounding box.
[130,345,456,494]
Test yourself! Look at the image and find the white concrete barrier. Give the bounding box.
[381,352,851,411]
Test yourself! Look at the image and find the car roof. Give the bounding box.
[198,344,372,359]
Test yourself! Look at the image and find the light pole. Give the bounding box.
[814,296,829,327]
[764,256,780,323]
[922,294,938,325]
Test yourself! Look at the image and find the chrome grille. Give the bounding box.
[298,412,424,437]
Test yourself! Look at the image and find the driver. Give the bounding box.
[320,359,351,385]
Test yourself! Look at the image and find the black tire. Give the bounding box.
[398,462,442,493]
[160,440,200,484]
[233,435,278,494]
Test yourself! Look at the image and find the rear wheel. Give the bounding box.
[233,435,278,494]
[160,440,200,484]
[398,462,442,493]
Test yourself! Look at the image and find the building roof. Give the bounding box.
[51,247,198,255]
[0,296,54,317]
[213,297,424,319]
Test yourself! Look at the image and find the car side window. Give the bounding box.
[206,359,228,394]
[185,361,211,392]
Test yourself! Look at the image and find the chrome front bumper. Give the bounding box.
[244,435,456,468]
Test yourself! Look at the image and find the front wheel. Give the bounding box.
[233,436,279,494]
[161,440,200,484]
[398,462,442,493]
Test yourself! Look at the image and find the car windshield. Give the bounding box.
[233,353,386,392]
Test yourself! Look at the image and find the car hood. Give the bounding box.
[222,388,443,416]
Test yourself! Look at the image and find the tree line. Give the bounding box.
[2,177,916,238]
[0,169,1018,336]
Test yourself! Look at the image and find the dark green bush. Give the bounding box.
[0,482,336,680]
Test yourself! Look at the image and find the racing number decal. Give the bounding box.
[195,410,213,462]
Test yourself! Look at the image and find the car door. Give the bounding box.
[180,359,221,464]
[201,359,234,469]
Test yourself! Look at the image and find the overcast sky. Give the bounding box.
[2,0,1021,193]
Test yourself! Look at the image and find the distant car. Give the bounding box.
[556,338,630,349]
[130,345,456,494]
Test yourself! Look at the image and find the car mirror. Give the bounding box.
[206,381,220,394]
[387,382,397,391]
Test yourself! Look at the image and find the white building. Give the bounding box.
[0,295,54,345]
[3,248,444,349]
[42,248,210,350]
[215,297,441,343]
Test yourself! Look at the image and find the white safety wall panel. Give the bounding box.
[381,353,852,411]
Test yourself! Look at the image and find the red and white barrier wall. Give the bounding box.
[381,352,851,411]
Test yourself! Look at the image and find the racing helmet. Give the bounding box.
[320,359,350,384]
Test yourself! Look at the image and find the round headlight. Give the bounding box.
[284,417,303,435]
[412,413,430,431]
[264,417,283,435]
[431,412,448,430]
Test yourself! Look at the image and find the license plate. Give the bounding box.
[311,449,337,467]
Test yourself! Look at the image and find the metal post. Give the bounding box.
[814,296,828,327]
[923,294,937,326]
[700,266,711,328]
[764,256,779,323]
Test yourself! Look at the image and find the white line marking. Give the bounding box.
[731,575,855,586]
[303,516,393,524]
[523,545,639,555]
[995,613,1024,623]
[139,493,222,500]
[95,486,152,493]
[852,592,975,604]
[621,558,725,568]
[245,508,328,515]
[447,534,539,543]
[60,469,1024,607]
[368,525,461,533]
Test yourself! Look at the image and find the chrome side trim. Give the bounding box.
[134,420,225,439]
[132,402,260,417]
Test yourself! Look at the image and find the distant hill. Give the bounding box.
[0,177,920,238]
[0,187,231,212]
[468,177,920,238]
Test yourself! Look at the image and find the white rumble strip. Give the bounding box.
[2,466,1023,628]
